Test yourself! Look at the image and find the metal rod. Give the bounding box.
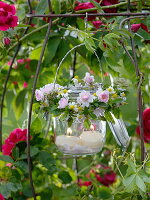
[127,0,145,163]
[26,12,150,18]
[26,1,53,199]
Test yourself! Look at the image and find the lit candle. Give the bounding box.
[79,124,104,148]
[67,127,72,136]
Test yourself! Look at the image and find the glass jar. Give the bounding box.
[54,85,106,156]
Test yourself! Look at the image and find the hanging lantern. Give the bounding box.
[54,85,106,155]
[35,72,130,156]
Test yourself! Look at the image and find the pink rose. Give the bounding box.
[58,98,68,109]
[83,72,94,84]
[0,1,18,31]
[77,91,94,107]
[23,82,28,88]
[96,90,109,103]
[136,108,150,143]
[0,194,5,200]
[3,37,11,45]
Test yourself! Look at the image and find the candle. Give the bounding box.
[55,125,104,155]
[80,131,104,148]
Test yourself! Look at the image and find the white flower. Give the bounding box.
[69,102,78,111]
[94,108,105,117]
[83,72,94,84]
[107,87,115,94]
[77,90,94,107]
[58,98,68,109]
[72,78,82,87]
[35,89,44,101]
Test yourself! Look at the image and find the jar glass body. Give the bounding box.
[54,85,106,156]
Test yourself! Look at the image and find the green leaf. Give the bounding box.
[38,151,56,171]
[13,89,26,120]
[146,15,150,31]
[14,161,28,173]
[136,175,146,192]
[45,37,61,64]
[89,0,102,12]
[36,0,48,14]
[97,186,112,199]
[127,158,137,173]
[12,146,19,160]
[40,187,53,200]
[30,146,39,157]
[0,155,14,163]
[31,117,42,133]
[84,37,95,53]
[123,174,136,193]
[52,0,61,14]
[58,171,72,184]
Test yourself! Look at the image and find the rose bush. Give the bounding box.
[0,1,18,31]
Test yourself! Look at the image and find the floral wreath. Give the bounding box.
[35,73,127,127]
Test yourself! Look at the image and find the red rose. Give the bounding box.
[3,37,11,45]
[101,0,119,13]
[0,1,18,31]
[92,20,103,29]
[2,128,28,156]
[78,179,92,187]
[74,1,97,21]
[136,108,150,143]
[90,164,116,186]
[2,143,15,156]
[0,194,5,200]
[96,171,116,186]
[131,23,150,33]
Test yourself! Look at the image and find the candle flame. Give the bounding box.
[67,127,72,135]
[90,124,94,131]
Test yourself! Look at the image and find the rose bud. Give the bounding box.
[3,37,11,46]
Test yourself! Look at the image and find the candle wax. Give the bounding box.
[80,131,103,148]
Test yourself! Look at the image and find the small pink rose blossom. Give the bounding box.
[35,89,44,101]
[77,91,94,107]
[96,90,109,103]
[23,82,28,88]
[58,98,68,109]
[83,72,94,84]
[17,59,25,64]
[6,163,12,167]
